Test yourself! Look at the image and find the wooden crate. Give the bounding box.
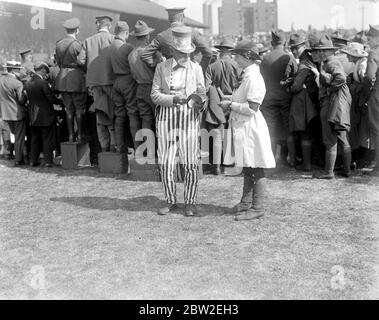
[61,142,91,169]
[98,152,128,174]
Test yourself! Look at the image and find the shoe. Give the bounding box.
[44,163,53,168]
[30,162,41,167]
[313,171,335,180]
[158,204,179,216]
[14,161,25,167]
[235,209,264,221]
[231,202,252,215]
[184,204,198,217]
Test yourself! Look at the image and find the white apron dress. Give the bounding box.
[224,64,276,169]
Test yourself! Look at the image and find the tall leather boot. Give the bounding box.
[316,150,336,179]
[232,168,254,214]
[66,110,75,142]
[235,175,265,221]
[296,141,312,172]
[287,135,297,167]
[341,149,352,178]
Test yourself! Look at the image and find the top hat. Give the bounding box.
[214,37,235,50]
[114,21,129,33]
[340,42,368,58]
[63,18,80,30]
[289,33,306,48]
[230,40,261,60]
[311,34,338,50]
[171,26,195,54]
[130,20,155,37]
[366,25,379,37]
[271,30,285,45]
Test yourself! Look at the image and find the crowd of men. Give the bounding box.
[0,7,378,179]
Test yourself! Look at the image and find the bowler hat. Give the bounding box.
[271,30,285,45]
[63,18,80,30]
[231,40,261,60]
[366,25,379,37]
[340,42,368,58]
[171,26,195,54]
[289,33,306,48]
[34,61,50,73]
[114,21,129,33]
[214,38,235,50]
[130,20,155,37]
[311,34,338,51]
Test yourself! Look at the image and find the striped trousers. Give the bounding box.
[156,104,201,205]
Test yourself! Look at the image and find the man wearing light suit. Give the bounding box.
[151,26,206,217]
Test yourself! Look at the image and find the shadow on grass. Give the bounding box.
[49,196,231,217]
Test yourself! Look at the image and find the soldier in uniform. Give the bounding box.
[141,7,212,74]
[109,21,137,154]
[361,25,379,176]
[55,18,87,143]
[332,31,355,76]
[78,15,116,152]
[128,20,156,154]
[260,30,298,167]
[19,49,35,84]
[151,27,207,217]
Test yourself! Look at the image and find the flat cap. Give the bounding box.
[231,40,261,60]
[63,17,80,29]
[96,15,113,22]
[34,61,50,73]
[166,8,185,15]
[115,21,129,33]
[19,48,32,56]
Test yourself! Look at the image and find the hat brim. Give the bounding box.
[172,43,196,54]
[214,45,234,50]
[340,49,368,58]
[231,49,261,60]
[289,40,306,48]
[130,27,155,37]
[311,46,338,51]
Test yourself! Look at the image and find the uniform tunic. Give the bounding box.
[224,64,276,169]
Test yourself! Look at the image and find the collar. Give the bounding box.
[67,34,76,39]
[172,58,189,69]
[170,22,184,28]
[98,28,110,33]
[115,36,125,42]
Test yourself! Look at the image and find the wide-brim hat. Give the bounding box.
[6,60,22,69]
[214,38,234,50]
[130,20,155,37]
[289,33,306,48]
[340,42,368,58]
[171,26,195,54]
[311,34,338,51]
[271,29,285,45]
[366,24,379,37]
[230,40,261,60]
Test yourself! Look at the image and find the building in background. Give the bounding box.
[218,0,278,37]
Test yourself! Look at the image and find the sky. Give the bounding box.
[151,0,379,32]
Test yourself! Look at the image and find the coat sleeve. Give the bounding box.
[15,81,26,106]
[361,49,378,102]
[290,68,309,93]
[151,63,174,108]
[327,60,347,92]
[141,38,161,69]
[42,80,59,105]
[77,40,88,71]
[195,64,207,112]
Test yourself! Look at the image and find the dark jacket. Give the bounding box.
[24,74,59,126]
[260,47,298,105]
[55,36,86,93]
[141,23,212,74]
[0,72,27,121]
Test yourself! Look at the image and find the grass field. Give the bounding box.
[0,159,378,300]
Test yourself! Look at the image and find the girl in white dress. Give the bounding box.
[220,40,276,221]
